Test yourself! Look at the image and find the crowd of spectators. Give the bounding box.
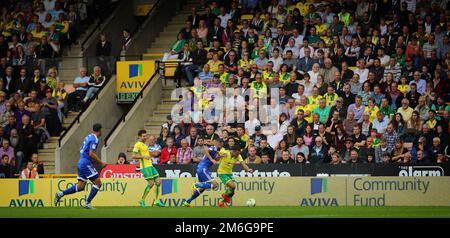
[0,0,116,177]
[149,0,450,165]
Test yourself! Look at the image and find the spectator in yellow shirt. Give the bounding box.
[207,52,222,74]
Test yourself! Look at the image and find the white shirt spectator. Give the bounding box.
[268,56,284,72]
[245,118,261,136]
[268,132,284,150]
[299,46,315,59]
[354,68,369,84]
[283,44,300,59]
[148,143,162,164]
[218,13,232,28]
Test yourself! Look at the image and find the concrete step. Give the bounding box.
[43,142,57,149]
[38,148,56,154]
[147,47,169,54]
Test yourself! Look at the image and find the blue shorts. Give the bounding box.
[77,163,99,182]
[197,167,214,183]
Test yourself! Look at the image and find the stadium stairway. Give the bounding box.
[143,0,200,60]
[38,23,101,174]
[125,84,179,158]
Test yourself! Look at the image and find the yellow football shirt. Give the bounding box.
[133,141,152,168]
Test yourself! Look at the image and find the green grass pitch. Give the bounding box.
[1,206,450,218]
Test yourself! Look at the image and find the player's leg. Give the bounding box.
[83,177,102,209]
[184,169,212,207]
[153,177,165,207]
[140,179,154,205]
[222,179,237,203]
[194,168,216,189]
[218,175,235,207]
[54,165,89,205]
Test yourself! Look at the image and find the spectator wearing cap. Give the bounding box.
[251,125,266,148]
[309,136,327,164]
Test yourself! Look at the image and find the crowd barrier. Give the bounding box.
[1,176,450,207]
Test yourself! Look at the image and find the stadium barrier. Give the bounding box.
[98,163,450,178]
[2,177,450,207]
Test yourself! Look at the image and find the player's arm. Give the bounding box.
[89,150,105,167]
[203,147,218,164]
[240,160,253,173]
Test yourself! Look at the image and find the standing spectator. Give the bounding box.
[96,33,112,75]
[121,28,131,51]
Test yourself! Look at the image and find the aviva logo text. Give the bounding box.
[129,64,143,78]
[300,177,338,207]
[10,180,44,207]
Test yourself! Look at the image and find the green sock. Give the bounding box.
[225,188,235,198]
[141,184,153,200]
[155,183,161,201]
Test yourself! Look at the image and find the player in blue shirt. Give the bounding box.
[183,138,224,207]
[54,123,105,209]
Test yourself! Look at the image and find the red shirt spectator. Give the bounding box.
[159,138,177,164]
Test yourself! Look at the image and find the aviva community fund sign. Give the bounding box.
[116,60,156,103]
[1,177,450,207]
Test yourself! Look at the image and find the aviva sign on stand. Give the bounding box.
[116,60,156,103]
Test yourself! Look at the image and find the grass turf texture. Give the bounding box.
[1,206,450,218]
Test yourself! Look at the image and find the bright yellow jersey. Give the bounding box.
[32,30,46,40]
[324,93,339,107]
[364,106,379,122]
[316,23,328,35]
[308,95,323,107]
[398,84,409,95]
[296,2,311,16]
[279,72,290,84]
[295,104,315,123]
[262,70,274,82]
[238,59,253,71]
[250,81,267,98]
[207,60,222,74]
[132,141,152,168]
[218,150,244,174]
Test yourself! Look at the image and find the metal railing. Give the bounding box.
[56,55,144,147]
[103,61,162,147]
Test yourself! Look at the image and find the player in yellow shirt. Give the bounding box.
[217,145,253,207]
[132,130,164,207]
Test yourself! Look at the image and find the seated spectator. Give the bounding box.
[21,161,39,179]
[390,139,409,163]
[176,139,193,164]
[0,154,14,178]
[83,66,106,102]
[67,67,90,112]
[309,136,328,163]
[349,149,361,163]
[0,139,14,168]
[31,153,44,174]
[162,32,187,62]
[278,150,295,164]
[193,138,205,163]
[244,146,261,164]
[147,135,162,165]
[330,152,344,165]
[160,137,177,164]
[116,152,130,165]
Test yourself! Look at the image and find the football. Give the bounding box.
[246,198,256,207]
